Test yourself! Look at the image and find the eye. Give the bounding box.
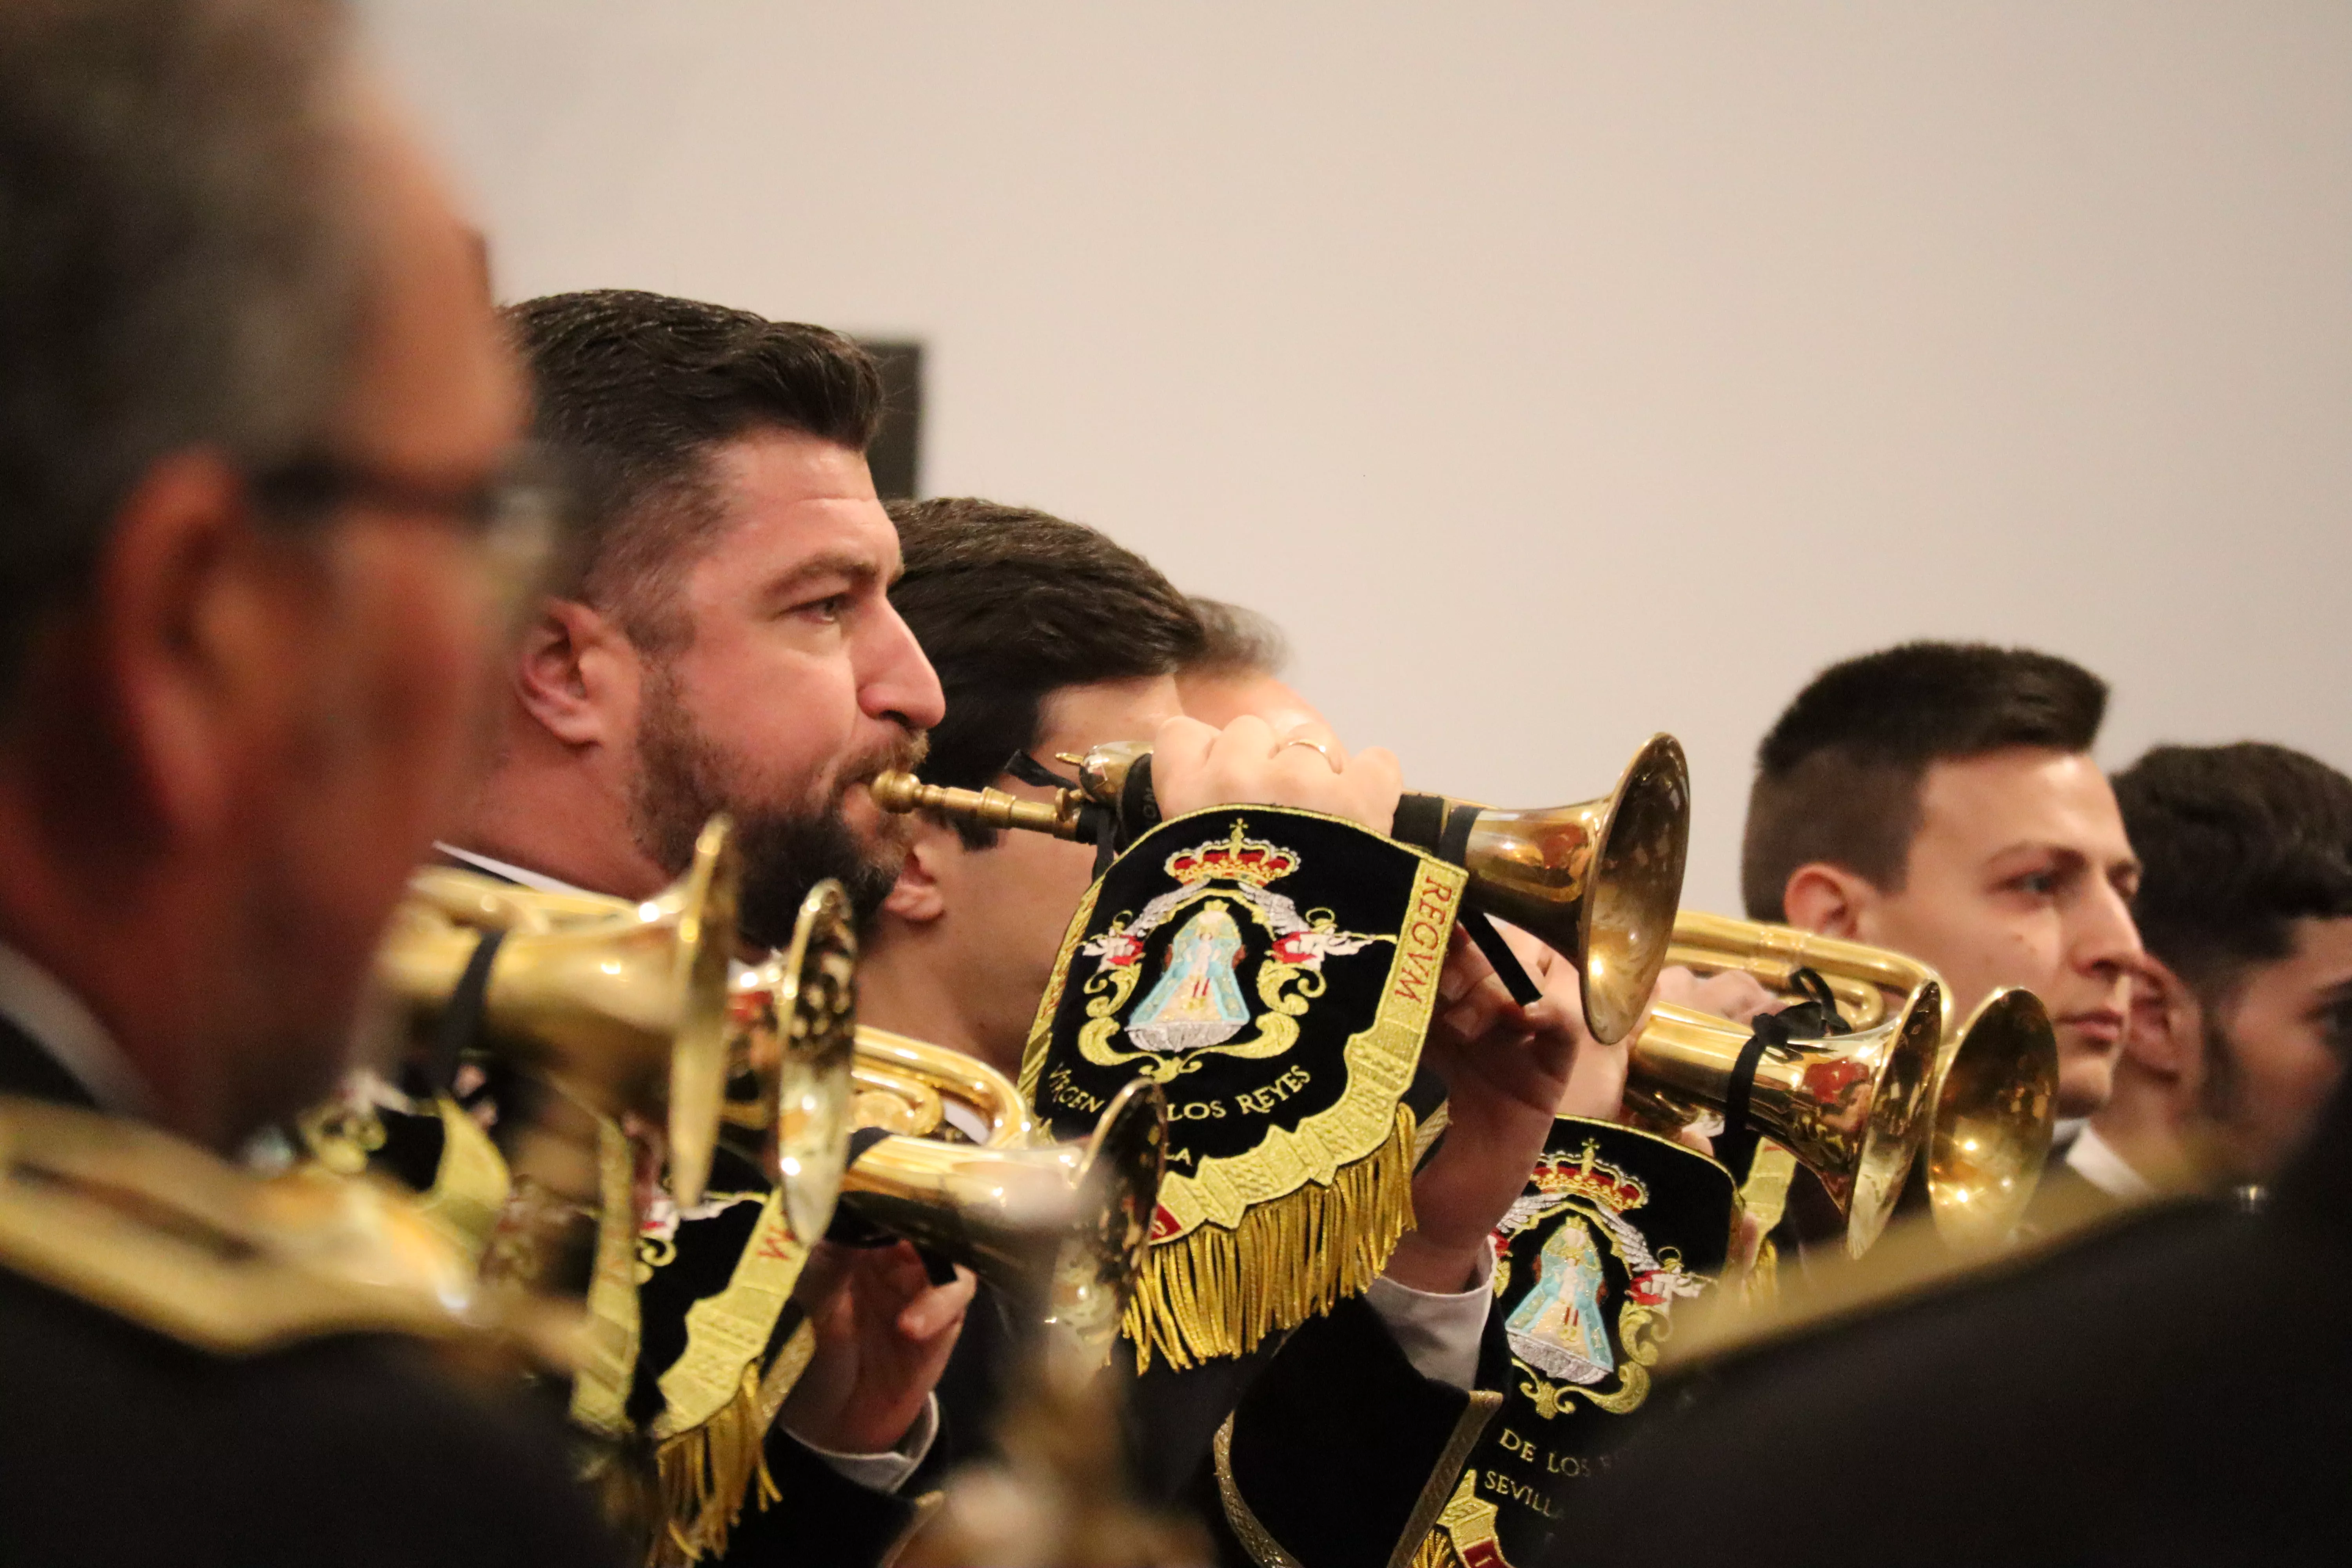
[2007,869,2061,897]
[795,593,851,624]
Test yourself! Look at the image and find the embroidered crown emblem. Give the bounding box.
[1165,822,1299,887]
[1529,1140,1648,1213]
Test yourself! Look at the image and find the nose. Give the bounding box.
[860,599,945,733]
[2073,875,2145,982]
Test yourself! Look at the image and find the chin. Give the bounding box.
[2054,1040,2120,1120]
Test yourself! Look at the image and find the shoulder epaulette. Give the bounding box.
[0,1094,478,1356]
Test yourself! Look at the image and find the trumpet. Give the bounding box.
[871,733,1691,1045]
[378,817,741,1210]
[722,883,860,1245]
[1662,911,2060,1249]
[397,851,1165,1341]
[836,1027,1165,1356]
[1627,987,1942,1258]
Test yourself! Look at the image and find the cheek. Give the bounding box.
[995,838,1101,930]
[318,538,502,864]
[681,641,860,801]
[263,541,501,1016]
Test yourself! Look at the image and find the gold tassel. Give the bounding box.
[648,1362,780,1566]
[1405,1527,1467,1568]
[1125,1102,1419,1372]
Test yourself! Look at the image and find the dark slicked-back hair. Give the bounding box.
[1188,597,1290,677]
[2114,743,2352,999]
[503,289,884,651]
[0,0,360,704]
[887,497,1204,846]
[1741,642,2109,920]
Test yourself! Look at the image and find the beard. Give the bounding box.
[630,666,926,949]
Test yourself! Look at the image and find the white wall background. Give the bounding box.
[364,1,2352,914]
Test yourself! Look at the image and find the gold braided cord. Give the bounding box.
[1126,1102,1418,1372]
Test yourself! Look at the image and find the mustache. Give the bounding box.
[836,730,928,798]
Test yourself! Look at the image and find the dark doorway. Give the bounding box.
[859,339,924,500]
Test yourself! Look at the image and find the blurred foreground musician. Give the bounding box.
[1741,642,2143,1239]
[0,2,612,1562]
[2067,742,2352,1201]
[1553,1075,2352,1567]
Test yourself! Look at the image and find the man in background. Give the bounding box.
[0,2,612,1559]
[1176,597,1324,733]
[1741,642,2144,1122]
[2063,742,2352,1201]
[860,497,1204,1080]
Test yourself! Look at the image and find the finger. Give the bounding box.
[1275,719,1348,773]
[789,1239,855,1307]
[1216,713,1278,764]
[1441,968,1526,1042]
[857,1240,935,1307]
[1439,927,1491,1005]
[897,1265,978,1340]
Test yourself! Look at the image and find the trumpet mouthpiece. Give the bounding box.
[869,771,925,814]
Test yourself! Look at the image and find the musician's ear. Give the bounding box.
[880,820,952,925]
[1781,863,1873,940]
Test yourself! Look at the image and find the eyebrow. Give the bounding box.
[763,551,881,602]
[1986,842,2143,877]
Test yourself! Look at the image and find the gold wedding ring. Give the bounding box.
[1278,737,1340,771]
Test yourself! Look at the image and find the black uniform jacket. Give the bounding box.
[1550,1082,2352,1568]
[0,1018,624,1568]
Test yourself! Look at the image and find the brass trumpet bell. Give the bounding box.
[1390,734,1691,1045]
[1923,987,2058,1248]
[1629,985,1942,1257]
[377,818,740,1209]
[870,734,1693,1047]
[724,880,860,1246]
[840,1078,1167,1357]
[1663,912,2060,1247]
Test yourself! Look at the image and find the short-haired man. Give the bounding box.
[861,498,1206,1077]
[0,2,611,1560]
[2067,742,2352,1199]
[1742,642,2144,1120]
[450,289,972,1563]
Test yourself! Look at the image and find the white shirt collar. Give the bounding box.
[0,942,154,1115]
[2066,1122,2156,1201]
[432,842,591,896]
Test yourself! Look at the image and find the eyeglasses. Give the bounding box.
[250,442,564,619]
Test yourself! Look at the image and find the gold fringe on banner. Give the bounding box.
[1125,1102,1418,1372]
[650,1361,780,1566]
[1405,1529,1465,1568]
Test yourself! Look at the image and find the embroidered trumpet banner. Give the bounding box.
[1421,1120,1738,1568]
[1020,807,1466,1370]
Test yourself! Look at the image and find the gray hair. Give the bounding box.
[0,0,362,695]
[1187,597,1291,677]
